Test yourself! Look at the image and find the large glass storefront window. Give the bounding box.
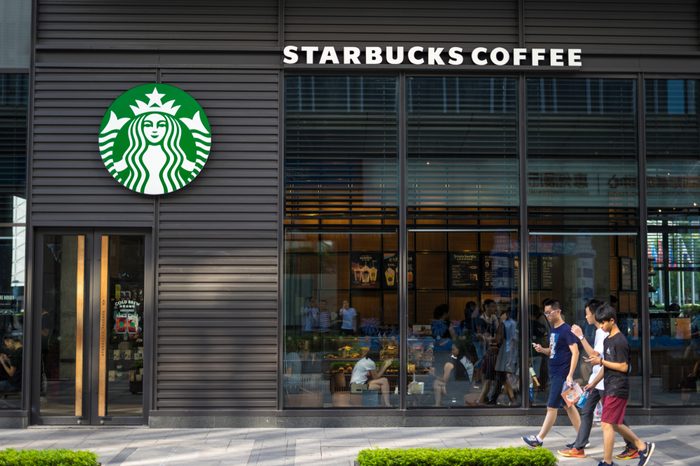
[284,76,399,408]
[528,234,642,407]
[0,73,28,409]
[405,77,520,408]
[646,79,700,406]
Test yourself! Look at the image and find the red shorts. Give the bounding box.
[601,395,628,425]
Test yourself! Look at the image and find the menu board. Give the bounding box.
[540,256,554,290]
[529,257,540,290]
[351,252,380,289]
[449,252,480,289]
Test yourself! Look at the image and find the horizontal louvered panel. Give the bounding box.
[37,0,278,49]
[285,76,398,221]
[156,69,278,411]
[0,74,28,223]
[31,67,155,226]
[285,0,518,47]
[524,0,698,53]
[407,77,518,210]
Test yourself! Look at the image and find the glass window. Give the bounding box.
[0,74,28,224]
[0,226,24,409]
[407,77,518,221]
[647,214,700,406]
[0,0,31,69]
[528,234,642,407]
[283,231,399,408]
[646,79,700,209]
[285,76,398,225]
[527,78,638,212]
[284,75,399,408]
[407,230,520,408]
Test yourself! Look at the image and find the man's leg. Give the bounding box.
[571,388,600,449]
[601,422,616,464]
[538,407,559,439]
[614,423,645,451]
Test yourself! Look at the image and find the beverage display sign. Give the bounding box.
[448,252,480,289]
[99,83,211,195]
[351,252,380,289]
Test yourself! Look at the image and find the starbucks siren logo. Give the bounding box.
[99,84,211,195]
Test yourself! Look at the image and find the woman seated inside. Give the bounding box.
[349,349,393,407]
[433,343,473,407]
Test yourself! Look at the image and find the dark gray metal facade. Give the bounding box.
[13,0,700,427]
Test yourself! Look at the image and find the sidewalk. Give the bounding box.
[1,424,698,465]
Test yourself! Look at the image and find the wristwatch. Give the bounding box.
[578,335,584,341]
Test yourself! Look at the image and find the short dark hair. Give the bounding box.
[433,303,449,320]
[585,298,603,313]
[595,303,617,323]
[543,298,561,311]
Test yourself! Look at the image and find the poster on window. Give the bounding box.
[351,252,380,289]
[449,252,480,289]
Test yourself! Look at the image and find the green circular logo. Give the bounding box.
[99,83,211,195]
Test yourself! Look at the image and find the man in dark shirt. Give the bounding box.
[585,303,656,466]
[522,299,581,448]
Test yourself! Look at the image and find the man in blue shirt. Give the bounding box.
[523,298,581,448]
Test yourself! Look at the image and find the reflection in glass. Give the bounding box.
[528,234,642,407]
[40,235,84,416]
[527,78,637,209]
[0,227,24,409]
[284,232,399,408]
[104,236,145,416]
[407,231,520,408]
[647,218,700,406]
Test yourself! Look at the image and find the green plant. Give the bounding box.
[357,447,557,466]
[0,449,99,466]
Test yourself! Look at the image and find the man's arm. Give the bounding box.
[567,342,579,384]
[532,342,551,356]
[586,354,628,374]
[584,366,604,391]
[571,324,598,358]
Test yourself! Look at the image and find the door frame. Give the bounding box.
[30,228,153,426]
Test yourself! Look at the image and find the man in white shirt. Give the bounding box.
[349,350,392,407]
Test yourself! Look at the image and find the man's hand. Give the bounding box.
[532,343,544,354]
[566,375,574,386]
[585,355,602,366]
[571,324,583,338]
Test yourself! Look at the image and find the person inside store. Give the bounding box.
[0,334,22,395]
[491,308,518,406]
[339,299,357,335]
[302,296,320,332]
[432,303,457,371]
[283,339,302,395]
[433,342,473,407]
[349,348,393,407]
[476,299,499,404]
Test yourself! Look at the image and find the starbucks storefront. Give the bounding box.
[2,0,700,427]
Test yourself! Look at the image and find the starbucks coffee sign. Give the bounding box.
[99,84,211,195]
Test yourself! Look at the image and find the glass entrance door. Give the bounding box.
[34,232,148,425]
